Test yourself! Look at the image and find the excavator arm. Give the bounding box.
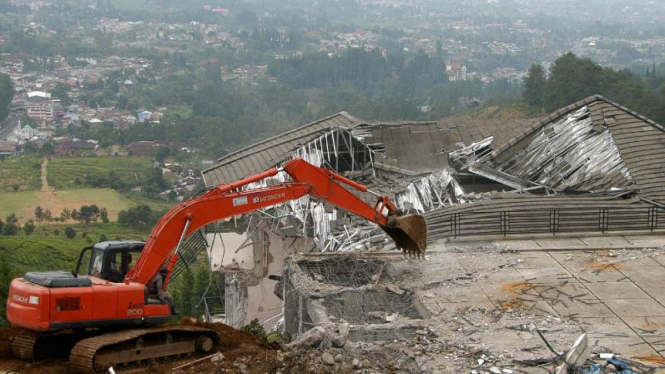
[125,158,426,286]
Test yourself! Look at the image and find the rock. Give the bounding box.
[286,326,326,350]
[386,313,399,322]
[332,334,347,348]
[477,359,484,366]
[335,354,343,362]
[368,311,385,320]
[386,284,405,295]
[211,352,224,362]
[489,367,501,374]
[352,358,362,369]
[338,323,350,336]
[416,329,428,335]
[362,359,371,368]
[321,352,335,365]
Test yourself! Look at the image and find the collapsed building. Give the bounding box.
[197,94,665,358]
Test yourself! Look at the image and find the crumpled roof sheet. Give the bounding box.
[202,112,360,186]
[495,106,633,193]
[492,95,665,202]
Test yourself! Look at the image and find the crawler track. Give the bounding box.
[11,329,40,361]
[69,325,219,373]
[11,329,82,361]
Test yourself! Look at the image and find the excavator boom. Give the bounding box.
[127,158,427,286]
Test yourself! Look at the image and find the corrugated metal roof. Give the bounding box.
[202,112,361,185]
[491,95,665,202]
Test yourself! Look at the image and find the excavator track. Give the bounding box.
[69,325,219,373]
[11,329,40,361]
[11,328,83,361]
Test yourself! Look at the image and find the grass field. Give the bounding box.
[0,189,174,223]
[46,156,154,190]
[0,155,42,192]
[0,223,149,276]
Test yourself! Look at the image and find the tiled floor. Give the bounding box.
[443,248,665,361]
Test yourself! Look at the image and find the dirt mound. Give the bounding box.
[171,319,286,373]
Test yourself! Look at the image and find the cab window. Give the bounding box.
[89,250,104,277]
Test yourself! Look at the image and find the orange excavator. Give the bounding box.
[6,158,427,372]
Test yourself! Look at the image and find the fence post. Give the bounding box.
[501,211,507,236]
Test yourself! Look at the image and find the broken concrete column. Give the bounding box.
[286,326,327,350]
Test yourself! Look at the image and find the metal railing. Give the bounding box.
[437,206,664,238]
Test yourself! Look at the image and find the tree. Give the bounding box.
[523,64,546,107]
[41,141,55,155]
[193,265,211,315]
[34,206,44,222]
[0,73,13,121]
[175,269,196,317]
[42,209,52,222]
[99,233,108,242]
[118,205,156,228]
[60,208,71,222]
[65,226,76,239]
[23,220,35,235]
[544,53,605,111]
[0,256,13,326]
[78,205,101,223]
[2,214,19,236]
[100,208,109,223]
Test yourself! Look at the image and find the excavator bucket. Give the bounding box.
[382,214,428,258]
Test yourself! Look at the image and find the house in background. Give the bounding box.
[446,60,467,81]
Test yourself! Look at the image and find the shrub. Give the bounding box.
[240,319,267,339]
[65,226,76,239]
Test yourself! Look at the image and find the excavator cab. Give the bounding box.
[75,241,145,283]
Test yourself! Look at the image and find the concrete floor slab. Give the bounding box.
[605,299,665,317]
[432,284,490,303]
[651,254,665,267]
[476,268,525,285]
[574,317,637,337]
[493,240,541,250]
[549,298,616,318]
[437,300,496,313]
[623,317,665,336]
[634,282,665,305]
[538,281,597,302]
[617,256,663,267]
[549,251,610,267]
[618,265,665,283]
[623,236,665,247]
[565,266,631,283]
[580,236,634,248]
[457,254,509,271]
[535,238,588,249]
[501,252,560,269]
[587,337,659,359]
[585,282,651,300]
[517,267,575,284]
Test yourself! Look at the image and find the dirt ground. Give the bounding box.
[0,320,356,374]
